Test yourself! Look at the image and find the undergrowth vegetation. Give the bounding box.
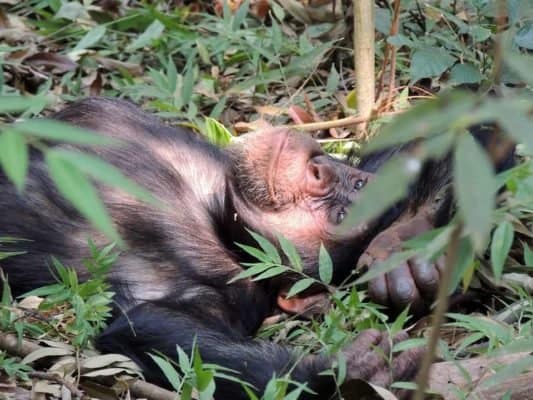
[0,0,532,399]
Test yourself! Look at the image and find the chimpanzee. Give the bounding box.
[0,97,511,398]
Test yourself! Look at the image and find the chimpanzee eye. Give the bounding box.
[336,208,346,224]
[354,179,366,190]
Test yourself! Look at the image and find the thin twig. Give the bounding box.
[413,223,463,400]
[385,0,402,112]
[284,111,401,131]
[29,371,89,400]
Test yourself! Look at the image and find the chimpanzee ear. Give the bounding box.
[305,159,335,196]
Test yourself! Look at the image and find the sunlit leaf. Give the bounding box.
[203,118,233,147]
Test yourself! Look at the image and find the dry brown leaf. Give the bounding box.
[23,52,78,74]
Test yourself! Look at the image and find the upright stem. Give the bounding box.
[352,0,375,138]
[413,223,463,400]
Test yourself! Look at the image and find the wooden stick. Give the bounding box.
[352,0,375,137]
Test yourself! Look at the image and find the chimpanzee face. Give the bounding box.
[229,128,373,268]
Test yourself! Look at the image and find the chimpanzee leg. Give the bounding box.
[96,301,332,399]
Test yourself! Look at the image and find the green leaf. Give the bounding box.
[232,0,250,30]
[247,230,281,264]
[490,221,514,280]
[449,63,483,85]
[285,278,315,298]
[277,235,302,272]
[193,347,214,392]
[366,91,476,152]
[149,354,182,392]
[494,104,533,152]
[326,65,340,94]
[524,244,533,266]
[514,22,533,49]
[390,306,410,334]
[72,25,106,52]
[181,61,195,106]
[0,96,47,113]
[55,1,85,20]
[0,130,28,191]
[355,251,417,284]
[14,120,116,145]
[50,149,157,206]
[454,134,496,250]
[318,244,332,284]
[0,251,26,261]
[505,51,533,85]
[252,265,288,281]
[227,263,272,283]
[410,46,455,83]
[127,19,165,51]
[45,150,119,242]
[450,237,475,293]
[203,118,233,147]
[345,156,419,227]
[234,243,271,264]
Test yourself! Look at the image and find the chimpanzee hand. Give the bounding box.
[342,329,423,388]
[357,212,443,315]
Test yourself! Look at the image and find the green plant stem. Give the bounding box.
[413,222,463,400]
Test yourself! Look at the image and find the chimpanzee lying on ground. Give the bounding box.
[0,97,513,398]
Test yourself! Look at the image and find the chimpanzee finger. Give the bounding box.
[369,345,425,395]
[345,329,388,381]
[391,344,425,382]
[368,273,390,306]
[409,258,439,300]
[386,263,423,313]
[356,252,374,271]
[436,255,446,277]
[365,331,416,388]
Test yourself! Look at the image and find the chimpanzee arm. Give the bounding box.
[97,299,333,398]
[97,296,423,399]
